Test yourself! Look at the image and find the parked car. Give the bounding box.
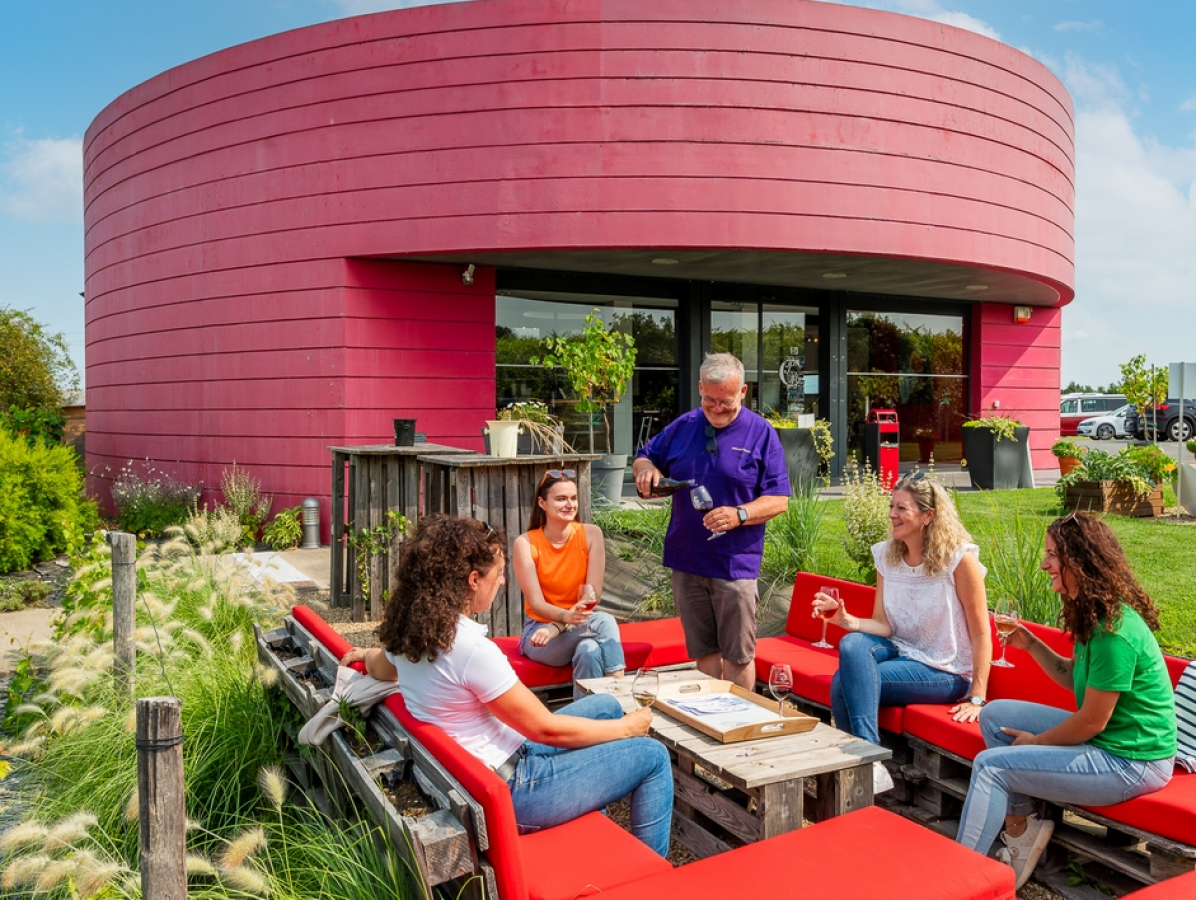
[1125,399,1196,442]
[1077,404,1134,440]
[1060,393,1127,436]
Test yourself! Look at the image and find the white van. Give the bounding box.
[1060,393,1127,436]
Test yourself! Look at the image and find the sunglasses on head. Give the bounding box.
[538,468,577,489]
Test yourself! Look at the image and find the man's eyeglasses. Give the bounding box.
[537,468,577,489]
[705,424,718,456]
[700,395,738,411]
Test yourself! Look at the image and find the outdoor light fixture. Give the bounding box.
[822,272,848,279]
[965,284,988,292]
[1013,306,1032,324]
[461,264,475,285]
[651,258,680,266]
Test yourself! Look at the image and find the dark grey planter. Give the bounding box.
[962,425,1031,490]
[591,453,628,506]
[773,427,820,494]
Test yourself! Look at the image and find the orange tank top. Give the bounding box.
[525,522,589,621]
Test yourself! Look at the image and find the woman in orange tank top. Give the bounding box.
[513,469,625,698]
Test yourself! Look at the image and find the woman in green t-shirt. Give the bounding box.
[956,512,1176,889]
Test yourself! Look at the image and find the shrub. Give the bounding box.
[263,506,303,551]
[763,483,828,583]
[1055,446,1173,500]
[1,404,67,445]
[963,414,1023,442]
[0,428,98,573]
[0,578,50,611]
[109,460,201,537]
[1050,438,1086,459]
[840,459,893,584]
[220,463,273,547]
[175,503,243,553]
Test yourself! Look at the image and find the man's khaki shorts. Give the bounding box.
[670,570,758,665]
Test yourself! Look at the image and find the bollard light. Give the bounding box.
[301,498,321,549]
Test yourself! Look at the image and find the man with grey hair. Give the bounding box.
[633,352,790,688]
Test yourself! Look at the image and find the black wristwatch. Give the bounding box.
[736,506,749,524]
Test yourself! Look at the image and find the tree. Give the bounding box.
[1119,354,1168,441]
[0,307,79,413]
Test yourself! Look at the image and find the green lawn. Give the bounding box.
[601,487,1196,659]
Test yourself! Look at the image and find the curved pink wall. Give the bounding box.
[84,0,1075,517]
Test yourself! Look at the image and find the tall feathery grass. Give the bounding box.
[1,532,422,899]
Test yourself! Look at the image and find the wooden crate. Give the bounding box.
[1063,481,1163,517]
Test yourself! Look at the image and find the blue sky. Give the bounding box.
[2,0,1194,391]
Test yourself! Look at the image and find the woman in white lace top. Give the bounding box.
[814,472,992,791]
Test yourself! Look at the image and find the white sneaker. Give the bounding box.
[996,815,1055,889]
[873,761,894,794]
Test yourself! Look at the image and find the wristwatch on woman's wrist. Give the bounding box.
[969,696,986,707]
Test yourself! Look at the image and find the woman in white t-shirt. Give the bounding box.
[813,473,992,792]
[339,514,673,857]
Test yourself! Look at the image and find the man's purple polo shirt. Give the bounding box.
[637,407,790,580]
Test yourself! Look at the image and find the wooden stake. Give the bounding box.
[137,697,186,900]
[109,531,137,695]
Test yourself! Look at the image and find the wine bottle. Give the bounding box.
[638,477,696,499]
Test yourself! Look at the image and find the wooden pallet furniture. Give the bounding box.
[277,605,1016,900]
[754,573,1196,896]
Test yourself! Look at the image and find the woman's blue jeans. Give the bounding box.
[956,700,1174,854]
[520,612,626,699]
[507,694,674,857]
[830,633,970,744]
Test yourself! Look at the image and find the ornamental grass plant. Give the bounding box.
[0,534,425,899]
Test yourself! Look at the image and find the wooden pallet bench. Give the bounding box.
[753,573,1196,897]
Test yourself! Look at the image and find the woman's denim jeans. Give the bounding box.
[520,612,626,699]
[830,633,969,744]
[507,694,674,857]
[956,700,1174,854]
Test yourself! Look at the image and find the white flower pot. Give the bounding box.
[484,420,521,458]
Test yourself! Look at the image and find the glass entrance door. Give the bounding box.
[711,299,818,418]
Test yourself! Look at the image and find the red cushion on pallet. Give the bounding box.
[754,635,904,733]
[985,620,1077,711]
[517,812,672,900]
[491,636,576,688]
[1123,870,1196,899]
[783,573,877,646]
[1081,770,1196,848]
[596,807,1015,900]
[902,703,986,760]
[291,604,365,671]
[619,618,692,668]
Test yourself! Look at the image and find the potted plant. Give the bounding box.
[532,310,637,505]
[1056,446,1170,517]
[764,413,834,493]
[1050,437,1086,476]
[496,401,573,456]
[960,414,1030,490]
[912,425,936,464]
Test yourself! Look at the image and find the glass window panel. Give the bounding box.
[760,306,818,417]
[496,292,679,456]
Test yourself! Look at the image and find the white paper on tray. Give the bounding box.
[662,692,781,731]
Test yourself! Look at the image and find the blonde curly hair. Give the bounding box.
[885,476,972,577]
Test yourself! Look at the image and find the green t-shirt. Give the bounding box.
[1073,606,1176,761]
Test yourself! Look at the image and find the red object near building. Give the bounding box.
[83,0,1074,537]
[864,409,901,489]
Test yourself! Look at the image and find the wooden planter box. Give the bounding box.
[1063,480,1163,517]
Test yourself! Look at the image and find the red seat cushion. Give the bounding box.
[291,604,365,671]
[1123,870,1196,899]
[595,807,1014,900]
[517,812,672,900]
[1082,770,1196,847]
[619,618,692,668]
[492,636,576,688]
[783,573,877,646]
[754,635,904,733]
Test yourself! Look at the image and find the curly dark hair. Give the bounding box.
[375,514,507,663]
[1047,512,1159,644]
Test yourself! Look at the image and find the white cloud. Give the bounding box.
[1054,20,1101,33]
[1062,58,1196,386]
[0,133,83,224]
[1181,95,1196,113]
[926,11,1000,41]
[808,1,1002,40]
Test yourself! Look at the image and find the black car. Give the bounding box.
[1126,399,1196,442]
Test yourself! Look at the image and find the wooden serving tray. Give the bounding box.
[654,679,818,743]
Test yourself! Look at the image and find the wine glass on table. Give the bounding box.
[631,668,660,709]
[768,664,792,716]
[691,485,724,540]
[813,586,839,649]
[992,598,1019,668]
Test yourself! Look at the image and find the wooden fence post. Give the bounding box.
[137,697,186,900]
[109,531,137,695]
